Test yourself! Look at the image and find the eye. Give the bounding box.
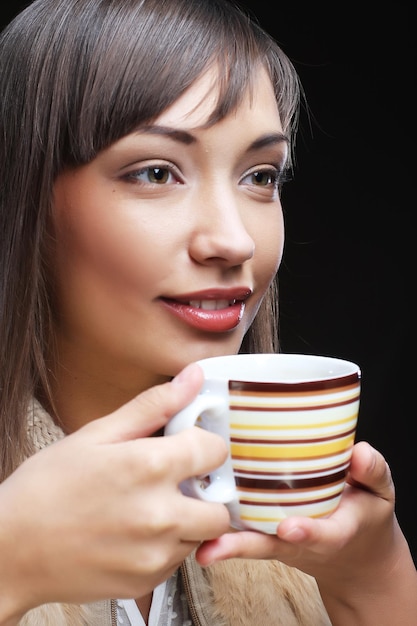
[240,166,284,198]
[247,169,279,187]
[241,166,293,194]
[123,164,181,186]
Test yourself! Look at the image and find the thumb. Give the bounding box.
[347,440,394,502]
[78,363,204,442]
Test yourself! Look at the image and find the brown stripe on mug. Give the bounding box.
[235,469,348,491]
[238,490,344,507]
[229,373,360,393]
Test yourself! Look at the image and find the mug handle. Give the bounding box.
[164,394,236,503]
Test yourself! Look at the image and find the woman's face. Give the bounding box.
[51,68,287,400]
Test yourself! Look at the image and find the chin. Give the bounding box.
[163,341,242,376]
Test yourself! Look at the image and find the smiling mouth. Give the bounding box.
[188,299,237,310]
[160,297,247,332]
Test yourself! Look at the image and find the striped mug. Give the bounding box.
[165,353,361,534]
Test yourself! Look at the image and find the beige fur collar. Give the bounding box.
[19,603,95,626]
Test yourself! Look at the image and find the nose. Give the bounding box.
[188,187,255,267]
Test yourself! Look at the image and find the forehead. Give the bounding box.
[155,66,281,130]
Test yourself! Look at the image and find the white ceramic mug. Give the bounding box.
[165,353,361,534]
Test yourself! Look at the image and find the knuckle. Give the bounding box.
[140,444,172,480]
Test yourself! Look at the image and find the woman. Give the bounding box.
[0,0,416,624]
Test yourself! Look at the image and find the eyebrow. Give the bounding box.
[248,132,290,151]
[138,125,289,150]
[140,125,196,145]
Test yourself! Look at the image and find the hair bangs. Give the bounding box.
[39,0,299,169]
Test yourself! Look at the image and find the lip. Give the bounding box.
[159,287,252,333]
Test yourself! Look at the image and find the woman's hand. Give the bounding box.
[0,364,230,622]
[196,441,417,625]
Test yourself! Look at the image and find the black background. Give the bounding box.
[1,2,415,563]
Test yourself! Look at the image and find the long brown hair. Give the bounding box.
[0,0,300,480]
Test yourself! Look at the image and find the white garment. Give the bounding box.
[116,570,192,626]
[117,581,166,626]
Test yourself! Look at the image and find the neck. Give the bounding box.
[136,593,153,624]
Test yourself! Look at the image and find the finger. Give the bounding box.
[197,513,349,565]
[196,531,280,565]
[347,441,394,500]
[79,363,204,442]
[109,419,229,488]
[161,426,229,485]
[177,498,231,542]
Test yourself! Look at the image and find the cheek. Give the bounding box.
[51,204,169,326]
[53,185,168,285]
[67,227,165,301]
[253,209,284,287]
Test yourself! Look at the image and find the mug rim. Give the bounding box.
[196,353,361,386]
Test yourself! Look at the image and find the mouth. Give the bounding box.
[188,298,239,310]
[160,289,251,332]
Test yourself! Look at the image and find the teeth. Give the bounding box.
[189,299,235,310]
